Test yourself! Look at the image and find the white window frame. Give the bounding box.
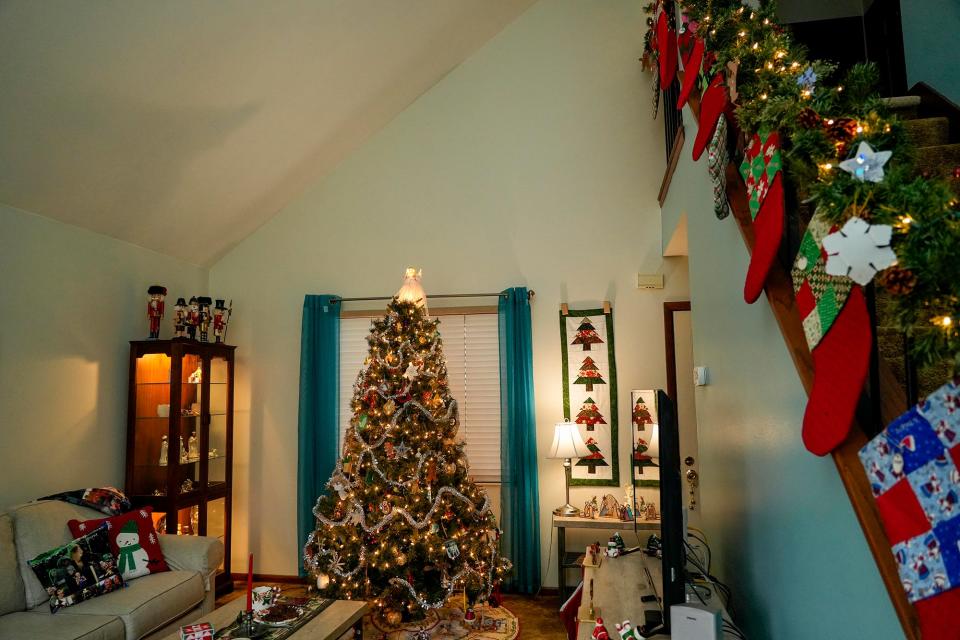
[338,306,502,483]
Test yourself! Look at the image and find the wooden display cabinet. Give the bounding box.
[125,339,236,594]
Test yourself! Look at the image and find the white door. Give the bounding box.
[671,308,701,529]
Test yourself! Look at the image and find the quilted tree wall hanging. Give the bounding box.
[631,389,661,488]
[561,307,619,486]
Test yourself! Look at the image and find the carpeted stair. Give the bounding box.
[875,92,959,402]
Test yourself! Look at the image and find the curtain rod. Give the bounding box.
[331,291,535,303]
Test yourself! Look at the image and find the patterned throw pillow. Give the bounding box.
[28,524,125,612]
[68,507,168,582]
[39,487,132,517]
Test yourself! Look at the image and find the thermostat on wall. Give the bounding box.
[637,273,664,289]
[693,366,708,386]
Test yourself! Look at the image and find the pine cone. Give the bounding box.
[879,266,917,296]
[827,117,858,143]
[798,108,821,129]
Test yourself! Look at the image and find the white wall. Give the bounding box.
[209,0,688,581]
[0,204,207,509]
[659,108,902,638]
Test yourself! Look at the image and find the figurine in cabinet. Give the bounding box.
[159,435,168,466]
[146,286,167,339]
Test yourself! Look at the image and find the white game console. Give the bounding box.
[669,605,722,639]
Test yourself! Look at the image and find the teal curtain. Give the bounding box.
[297,294,340,576]
[499,287,541,594]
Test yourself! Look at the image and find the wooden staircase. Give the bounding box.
[673,81,960,639]
[876,88,960,406]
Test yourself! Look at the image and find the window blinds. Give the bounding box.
[338,313,502,482]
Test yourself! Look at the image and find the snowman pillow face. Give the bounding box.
[69,506,169,582]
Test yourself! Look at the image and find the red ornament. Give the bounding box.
[952,166,960,179]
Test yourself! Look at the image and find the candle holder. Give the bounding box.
[233,609,266,638]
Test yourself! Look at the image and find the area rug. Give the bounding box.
[364,603,519,640]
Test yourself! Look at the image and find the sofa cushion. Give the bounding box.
[0,513,26,615]
[8,500,110,609]
[0,611,124,640]
[27,524,126,613]
[31,570,204,640]
[69,508,169,582]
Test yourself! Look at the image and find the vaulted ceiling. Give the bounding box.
[0,0,534,265]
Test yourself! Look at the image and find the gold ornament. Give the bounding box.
[443,461,457,476]
[395,552,407,566]
[386,352,398,365]
[418,336,427,345]
[383,399,396,416]
[385,610,403,626]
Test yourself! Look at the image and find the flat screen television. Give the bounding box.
[654,389,685,632]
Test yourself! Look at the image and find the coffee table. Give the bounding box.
[164,596,369,640]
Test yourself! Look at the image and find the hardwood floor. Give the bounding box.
[216,582,567,639]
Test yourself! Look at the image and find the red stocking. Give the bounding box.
[677,37,704,109]
[656,11,677,90]
[692,74,727,161]
[743,173,784,302]
[802,287,871,456]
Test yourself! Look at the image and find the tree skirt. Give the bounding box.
[364,604,519,640]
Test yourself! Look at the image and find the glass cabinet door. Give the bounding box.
[176,352,202,495]
[207,356,229,489]
[205,496,227,574]
[132,353,171,498]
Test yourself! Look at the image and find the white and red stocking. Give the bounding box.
[792,212,872,456]
[692,73,728,161]
[858,380,960,637]
[740,130,785,303]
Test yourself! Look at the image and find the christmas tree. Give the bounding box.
[632,398,653,427]
[574,356,605,392]
[571,317,603,351]
[576,437,608,474]
[575,397,606,431]
[303,270,511,621]
[633,437,657,474]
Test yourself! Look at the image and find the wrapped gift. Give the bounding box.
[179,622,214,640]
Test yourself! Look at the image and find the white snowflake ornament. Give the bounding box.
[822,217,897,285]
[839,141,892,183]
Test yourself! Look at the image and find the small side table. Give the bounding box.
[553,515,660,600]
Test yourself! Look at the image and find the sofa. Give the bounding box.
[0,500,224,640]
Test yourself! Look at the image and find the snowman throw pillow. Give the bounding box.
[68,507,169,581]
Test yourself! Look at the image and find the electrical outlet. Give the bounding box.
[637,273,664,289]
[693,366,708,386]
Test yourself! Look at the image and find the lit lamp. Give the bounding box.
[548,421,592,516]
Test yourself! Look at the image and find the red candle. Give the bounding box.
[246,553,253,612]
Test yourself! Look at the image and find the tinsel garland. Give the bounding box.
[643,0,960,371]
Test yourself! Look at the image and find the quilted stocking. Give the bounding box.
[740,131,785,303]
[677,37,705,109]
[858,380,960,638]
[656,10,678,90]
[792,212,872,456]
[707,114,730,219]
[692,73,728,161]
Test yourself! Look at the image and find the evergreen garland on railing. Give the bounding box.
[645,0,960,372]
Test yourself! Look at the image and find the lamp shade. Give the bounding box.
[548,421,592,459]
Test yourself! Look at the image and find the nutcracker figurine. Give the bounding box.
[173,298,188,338]
[186,297,201,340]
[146,285,167,339]
[213,299,231,344]
[196,297,213,343]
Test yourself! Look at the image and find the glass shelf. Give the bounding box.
[138,454,226,468]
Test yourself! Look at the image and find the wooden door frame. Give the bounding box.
[663,301,692,404]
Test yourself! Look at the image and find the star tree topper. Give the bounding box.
[822,217,897,285]
[839,141,892,183]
